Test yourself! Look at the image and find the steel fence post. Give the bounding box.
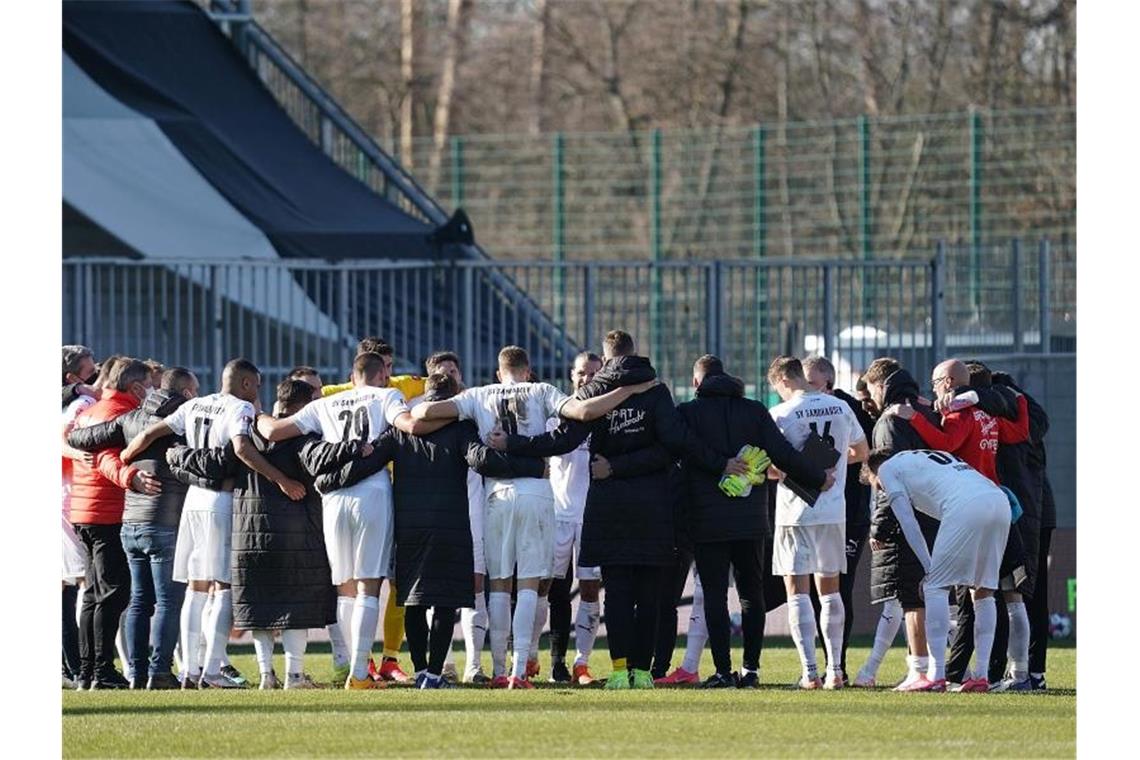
[650,128,663,364]
[932,243,946,363]
[1039,238,1052,353]
[969,106,984,314]
[462,265,474,371]
[339,268,351,370]
[822,264,834,360]
[211,265,224,383]
[858,114,873,320]
[705,263,719,358]
[583,264,596,352]
[753,125,767,393]
[1012,238,1024,352]
[553,132,565,328]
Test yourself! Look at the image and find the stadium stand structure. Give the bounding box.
[62,0,575,375]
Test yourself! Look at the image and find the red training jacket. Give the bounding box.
[909,404,1001,485]
[69,389,141,525]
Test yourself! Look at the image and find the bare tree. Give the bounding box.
[427,0,473,192]
[529,0,550,136]
[400,0,416,168]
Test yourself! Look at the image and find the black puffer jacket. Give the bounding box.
[167,430,363,630]
[676,373,829,544]
[505,356,753,567]
[868,369,941,606]
[991,375,1050,523]
[316,420,543,608]
[67,389,202,528]
[834,388,875,533]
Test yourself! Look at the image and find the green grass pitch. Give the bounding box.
[63,639,1075,758]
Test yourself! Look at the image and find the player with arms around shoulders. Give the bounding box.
[767,356,867,690]
[862,448,1012,692]
[256,351,445,689]
[122,358,298,688]
[412,345,649,688]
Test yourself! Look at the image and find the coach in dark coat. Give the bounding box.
[867,366,941,607]
[675,357,828,686]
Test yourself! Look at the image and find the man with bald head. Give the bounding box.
[891,359,1002,483]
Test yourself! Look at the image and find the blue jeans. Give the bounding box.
[120,523,185,678]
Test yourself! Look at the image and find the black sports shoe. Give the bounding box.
[129,675,147,690]
[220,664,249,686]
[91,668,131,690]
[74,677,93,691]
[700,672,739,689]
[737,671,760,689]
[147,672,181,691]
[549,661,572,684]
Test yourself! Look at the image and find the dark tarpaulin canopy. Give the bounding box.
[63,0,444,261]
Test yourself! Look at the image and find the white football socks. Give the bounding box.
[202,589,232,677]
[462,594,489,676]
[680,578,708,673]
[788,593,818,680]
[819,591,845,678]
[333,595,354,669]
[180,590,208,677]
[1006,600,1030,682]
[251,630,275,675]
[282,628,307,676]
[511,589,539,680]
[861,599,903,677]
[197,593,213,671]
[574,600,601,667]
[488,592,511,678]
[924,587,951,682]
[973,595,997,682]
[530,595,549,663]
[350,594,380,681]
[328,618,350,669]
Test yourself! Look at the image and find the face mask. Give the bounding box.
[83,372,99,386]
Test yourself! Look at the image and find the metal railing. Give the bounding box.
[204,0,577,374]
[61,243,1065,402]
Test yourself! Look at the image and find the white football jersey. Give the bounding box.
[165,392,255,513]
[292,385,408,444]
[876,449,1002,522]
[291,385,409,490]
[770,390,866,527]
[452,381,569,497]
[547,416,590,524]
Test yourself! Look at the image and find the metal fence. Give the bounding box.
[400,109,1075,324]
[61,245,1064,400]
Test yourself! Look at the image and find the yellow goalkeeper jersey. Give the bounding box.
[321,375,426,402]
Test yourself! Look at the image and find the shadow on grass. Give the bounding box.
[63,686,1075,719]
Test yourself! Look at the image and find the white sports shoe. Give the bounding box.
[851,670,877,688]
[259,671,281,690]
[892,670,925,692]
[284,673,319,690]
[199,672,245,689]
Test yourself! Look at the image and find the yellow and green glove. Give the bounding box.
[718,446,773,497]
